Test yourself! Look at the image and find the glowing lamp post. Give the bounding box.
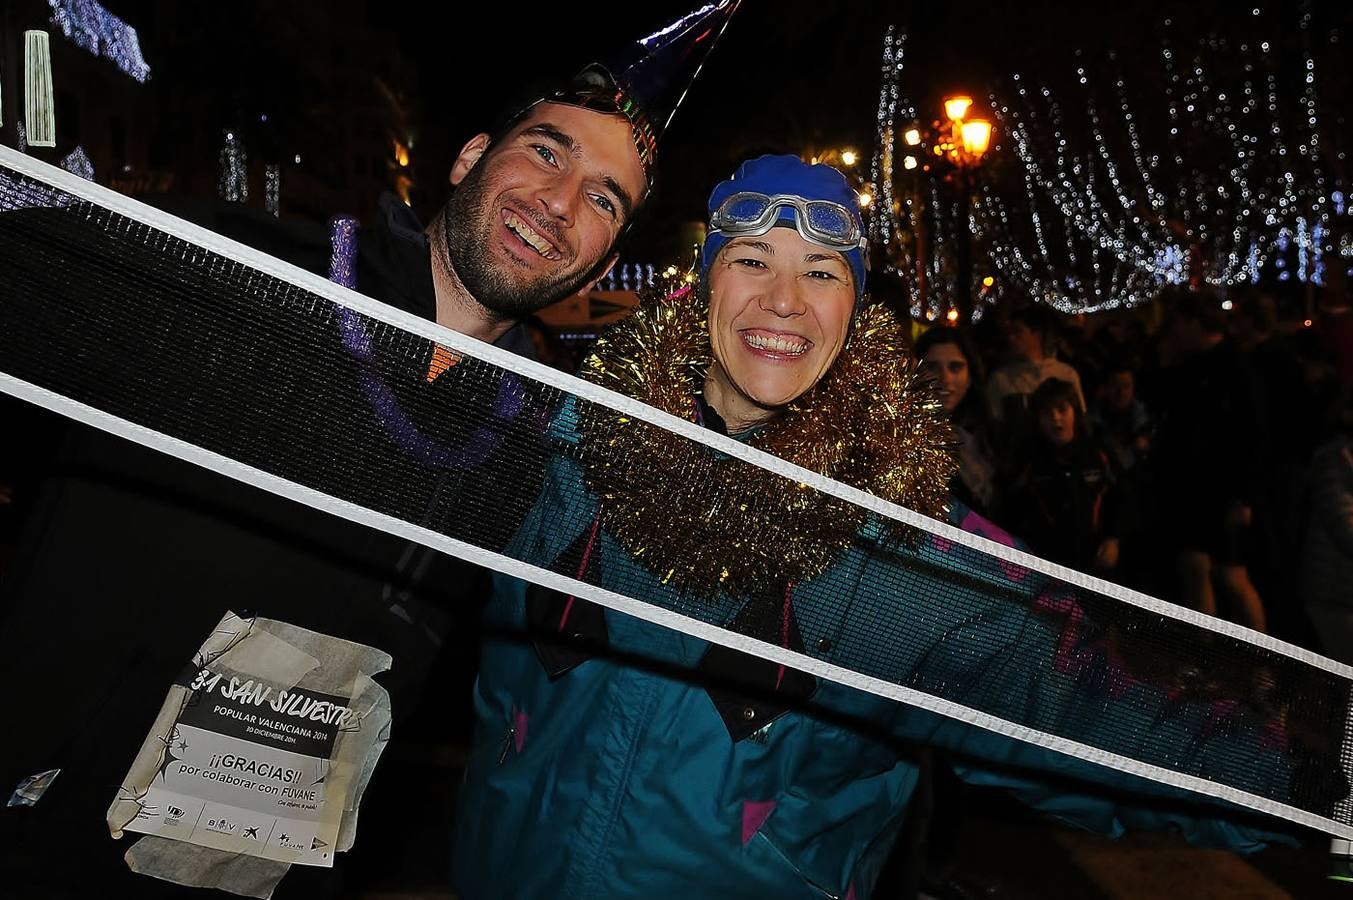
[892,95,996,323]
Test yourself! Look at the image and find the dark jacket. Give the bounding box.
[452,397,1295,900]
[1007,435,1123,572]
[0,192,537,895]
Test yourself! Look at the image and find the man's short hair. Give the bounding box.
[1009,305,1054,336]
[1029,377,1081,417]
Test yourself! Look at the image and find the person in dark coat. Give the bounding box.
[1007,378,1125,575]
[0,64,652,898]
[1145,290,1268,632]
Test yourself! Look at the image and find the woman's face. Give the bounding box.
[1038,399,1077,447]
[705,227,855,424]
[921,341,971,413]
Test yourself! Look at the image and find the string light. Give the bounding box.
[218,130,248,203]
[264,164,281,217]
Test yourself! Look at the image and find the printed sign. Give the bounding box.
[119,667,357,866]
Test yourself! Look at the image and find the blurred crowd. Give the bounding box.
[912,284,1353,663]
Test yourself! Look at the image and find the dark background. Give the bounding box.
[7,0,1345,260]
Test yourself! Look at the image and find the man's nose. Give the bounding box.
[536,174,581,225]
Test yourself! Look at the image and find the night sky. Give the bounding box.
[103,0,1350,259]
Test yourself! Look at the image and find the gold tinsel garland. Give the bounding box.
[577,294,959,598]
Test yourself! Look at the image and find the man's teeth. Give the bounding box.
[743,332,810,356]
[505,212,559,259]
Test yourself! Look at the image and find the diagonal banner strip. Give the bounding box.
[1,144,1351,838]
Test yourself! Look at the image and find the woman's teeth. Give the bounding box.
[504,212,560,260]
[743,331,810,356]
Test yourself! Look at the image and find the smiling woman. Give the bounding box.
[701,155,867,432]
[451,153,1302,900]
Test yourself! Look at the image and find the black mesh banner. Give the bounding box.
[2,147,1351,838]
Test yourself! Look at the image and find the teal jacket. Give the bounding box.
[452,405,1299,900]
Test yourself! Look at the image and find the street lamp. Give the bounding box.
[894,96,995,323]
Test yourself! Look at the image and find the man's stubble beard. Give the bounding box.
[442,160,610,320]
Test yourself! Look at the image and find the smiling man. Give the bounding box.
[0,64,661,900]
[427,70,652,347]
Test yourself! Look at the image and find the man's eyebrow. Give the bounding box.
[602,176,635,221]
[520,123,576,154]
[804,252,846,264]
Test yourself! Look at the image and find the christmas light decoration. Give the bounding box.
[59,146,94,180]
[24,31,56,148]
[264,164,280,217]
[976,8,1348,311]
[867,25,914,257]
[46,0,150,83]
[218,131,247,203]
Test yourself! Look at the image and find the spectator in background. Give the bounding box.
[1303,396,1353,665]
[916,327,998,517]
[987,306,1086,423]
[1314,257,1353,392]
[1230,289,1320,643]
[1150,290,1267,633]
[1006,378,1123,574]
[1088,359,1153,473]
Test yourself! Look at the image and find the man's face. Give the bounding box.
[1038,399,1077,447]
[444,102,647,318]
[1007,321,1041,360]
[1103,370,1135,411]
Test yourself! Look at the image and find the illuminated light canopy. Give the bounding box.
[46,0,151,82]
[903,127,922,146]
[976,10,1348,313]
[944,95,973,121]
[903,155,918,170]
